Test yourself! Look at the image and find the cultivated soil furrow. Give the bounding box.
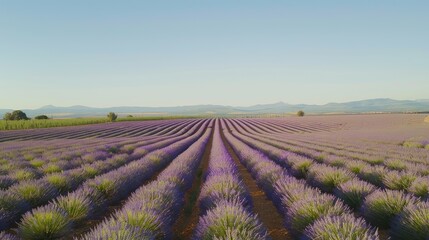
[173,123,215,239]
[220,125,291,240]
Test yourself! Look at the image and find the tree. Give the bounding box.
[3,112,12,120]
[35,115,49,120]
[297,110,305,117]
[3,110,29,120]
[127,115,133,118]
[107,112,118,122]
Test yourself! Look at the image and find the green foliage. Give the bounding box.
[34,115,49,120]
[391,201,429,240]
[13,169,37,181]
[46,174,70,193]
[0,115,199,130]
[42,164,62,174]
[402,141,424,148]
[362,190,418,228]
[18,206,72,240]
[107,112,118,122]
[297,110,305,117]
[382,171,416,190]
[56,194,91,222]
[287,195,349,235]
[3,110,29,120]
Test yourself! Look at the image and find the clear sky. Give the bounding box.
[1,1,428,109]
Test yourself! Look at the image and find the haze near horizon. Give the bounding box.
[1,1,428,109]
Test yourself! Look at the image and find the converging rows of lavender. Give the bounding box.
[0,115,428,240]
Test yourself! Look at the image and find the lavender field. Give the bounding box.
[0,115,428,240]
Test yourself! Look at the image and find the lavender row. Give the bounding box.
[0,141,115,180]
[0,120,207,232]
[226,119,429,239]
[228,119,429,199]
[239,118,429,167]
[193,120,267,240]
[0,119,190,142]
[0,119,196,181]
[79,123,212,240]
[222,119,380,240]
[2,120,209,239]
[1,119,199,191]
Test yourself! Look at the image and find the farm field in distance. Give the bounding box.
[0,114,428,240]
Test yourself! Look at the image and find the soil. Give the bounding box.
[172,124,214,239]
[220,125,292,240]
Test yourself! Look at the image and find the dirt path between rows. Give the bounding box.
[172,124,214,239]
[220,124,291,240]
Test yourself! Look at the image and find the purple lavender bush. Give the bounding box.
[18,205,72,240]
[334,178,376,209]
[361,189,419,228]
[193,200,268,240]
[390,201,429,240]
[302,214,379,240]
[286,194,350,236]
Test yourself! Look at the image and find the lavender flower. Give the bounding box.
[193,200,268,240]
[307,164,354,192]
[286,194,350,236]
[334,178,376,209]
[390,201,429,240]
[302,214,379,240]
[361,189,419,228]
[18,205,72,240]
[80,220,156,240]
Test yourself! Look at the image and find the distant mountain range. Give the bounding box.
[1,98,429,118]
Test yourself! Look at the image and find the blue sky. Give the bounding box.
[1,1,428,109]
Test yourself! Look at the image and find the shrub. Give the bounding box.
[384,159,407,171]
[382,171,416,190]
[297,110,305,117]
[10,181,59,207]
[193,200,267,240]
[402,141,424,148]
[408,176,429,199]
[289,156,313,178]
[46,174,72,193]
[3,110,29,120]
[334,179,376,209]
[358,165,387,187]
[199,175,250,213]
[18,205,72,240]
[34,115,49,120]
[345,160,369,174]
[81,165,100,178]
[115,205,166,238]
[365,158,385,165]
[390,201,429,240]
[307,164,354,192]
[42,164,62,174]
[29,159,45,168]
[302,214,379,240]
[56,192,92,222]
[0,176,17,189]
[0,232,19,240]
[361,189,419,228]
[107,112,118,122]
[0,191,29,213]
[87,177,119,202]
[13,168,39,181]
[81,220,156,240]
[274,176,320,211]
[286,195,350,235]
